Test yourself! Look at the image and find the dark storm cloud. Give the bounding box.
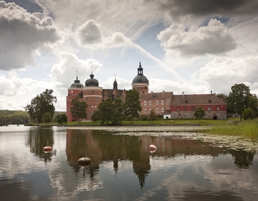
[154,0,258,18]
[0,1,60,70]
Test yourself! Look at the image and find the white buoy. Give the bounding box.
[78,157,91,167]
[149,144,158,153]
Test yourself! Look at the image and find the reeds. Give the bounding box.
[207,119,258,138]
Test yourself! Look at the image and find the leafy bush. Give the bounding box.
[243,108,254,120]
[56,113,67,124]
[194,107,205,119]
[43,112,52,123]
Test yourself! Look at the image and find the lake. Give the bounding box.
[0,125,257,201]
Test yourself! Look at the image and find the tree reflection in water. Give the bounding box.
[26,127,55,163]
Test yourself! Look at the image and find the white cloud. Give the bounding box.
[50,51,103,88]
[193,56,258,94]
[157,19,236,56]
[0,1,60,70]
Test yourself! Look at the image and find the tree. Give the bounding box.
[71,98,87,122]
[248,94,258,118]
[25,89,57,123]
[43,112,52,123]
[93,98,125,125]
[56,113,67,124]
[110,99,125,125]
[124,90,142,123]
[194,107,205,119]
[149,109,157,121]
[243,108,254,120]
[96,99,114,125]
[228,83,251,121]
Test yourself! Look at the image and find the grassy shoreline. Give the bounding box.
[204,119,258,139]
[25,118,258,139]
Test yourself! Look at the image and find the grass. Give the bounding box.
[26,118,240,127]
[205,119,258,139]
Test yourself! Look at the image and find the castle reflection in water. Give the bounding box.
[65,129,255,188]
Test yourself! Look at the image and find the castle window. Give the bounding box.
[162,108,164,112]
[144,109,146,113]
[144,101,146,106]
[217,107,220,111]
[208,107,211,111]
[156,100,159,105]
[149,101,151,105]
[161,100,164,105]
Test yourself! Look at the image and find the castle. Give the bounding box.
[66,62,227,121]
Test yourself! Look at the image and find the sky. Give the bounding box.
[1,0,258,111]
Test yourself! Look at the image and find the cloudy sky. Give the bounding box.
[1,0,258,111]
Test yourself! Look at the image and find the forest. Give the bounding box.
[0,110,29,125]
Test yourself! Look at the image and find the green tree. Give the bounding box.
[110,99,125,125]
[71,98,87,122]
[56,113,67,124]
[194,106,205,119]
[228,83,251,120]
[243,108,254,120]
[149,109,157,121]
[43,112,52,123]
[25,89,57,123]
[248,94,258,118]
[124,90,142,123]
[97,99,114,125]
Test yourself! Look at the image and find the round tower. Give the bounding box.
[83,72,102,119]
[132,62,149,93]
[66,75,84,122]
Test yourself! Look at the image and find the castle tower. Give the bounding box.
[132,62,149,93]
[66,75,84,121]
[83,72,102,119]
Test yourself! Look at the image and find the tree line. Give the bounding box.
[0,110,29,125]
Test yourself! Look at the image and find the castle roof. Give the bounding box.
[171,94,226,105]
[132,62,149,84]
[85,72,99,87]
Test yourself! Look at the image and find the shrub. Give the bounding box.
[194,107,205,119]
[243,108,254,120]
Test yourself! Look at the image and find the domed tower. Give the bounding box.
[132,62,149,93]
[83,72,102,120]
[66,75,84,122]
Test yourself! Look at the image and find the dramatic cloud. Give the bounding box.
[76,20,130,49]
[154,0,258,18]
[0,1,60,70]
[157,19,236,56]
[77,20,102,46]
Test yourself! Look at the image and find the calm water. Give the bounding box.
[0,125,257,201]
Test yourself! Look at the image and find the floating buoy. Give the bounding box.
[149,144,158,153]
[78,157,91,167]
[43,146,52,153]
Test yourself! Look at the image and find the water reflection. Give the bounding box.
[26,127,55,162]
[65,129,256,191]
[0,126,258,200]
